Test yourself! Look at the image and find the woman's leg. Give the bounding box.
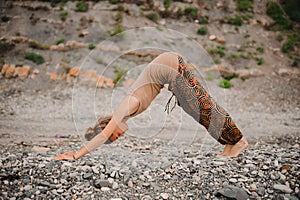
[169,55,248,157]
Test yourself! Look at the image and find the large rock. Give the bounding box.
[205,66,236,80]
[105,78,115,88]
[5,65,15,78]
[65,40,87,49]
[80,70,99,83]
[1,64,9,75]
[18,65,31,79]
[69,67,81,77]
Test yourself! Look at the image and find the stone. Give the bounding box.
[215,185,249,200]
[80,70,98,82]
[31,146,50,153]
[66,74,72,84]
[94,180,113,188]
[105,78,115,88]
[257,187,265,196]
[69,67,81,77]
[96,75,105,88]
[216,2,224,8]
[249,184,256,192]
[92,166,99,174]
[160,193,169,199]
[65,40,87,49]
[47,72,57,81]
[128,180,133,187]
[18,66,31,79]
[112,182,118,190]
[57,189,64,193]
[273,184,292,194]
[24,185,31,191]
[5,65,15,78]
[1,64,9,75]
[229,178,238,183]
[216,36,226,45]
[209,35,216,41]
[83,173,93,179]
[212,161,225,166]
[101,187,110,192]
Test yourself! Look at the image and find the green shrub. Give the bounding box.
[244,34,250,38]
[266,2,292,30]
[276,35,283,42]
[28,41,49,50]
[117,5,124,11]
[230,54,238,59]
[76,1,88,12]
[256,57,264,65]
[1,16,10,22]
[282,0,300,22]
[177,8,183,18]
[282,41,294,53]
[25,52,45,64]
[198,16,209,24]
[88,44,96,50]
[0,42,14,54]
[184,6,198,19]
[227,16,243,26]
[109,0,119,4]
[147,12,159,22]
[55,38,65,45]
[217,46,226,57]
[219,79,232,88]
[239,54,250,59]
[108,24,123,36]
[256,47,264,53]
[197,27,207,35]
[113,67,127,85]
[214,59,221,64]
[115,12,122,22]
[236,0,253,11]
[164,0,171,9]
[60,11,68,21]
[281,34,300,53]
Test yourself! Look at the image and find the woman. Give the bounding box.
[52,52,248,160]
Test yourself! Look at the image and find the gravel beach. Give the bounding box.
[0,133,299,200]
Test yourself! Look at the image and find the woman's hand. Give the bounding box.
[52,152,76,161]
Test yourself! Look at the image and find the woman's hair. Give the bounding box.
[84,116,112,141]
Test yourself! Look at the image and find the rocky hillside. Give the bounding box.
[0,0,299,91]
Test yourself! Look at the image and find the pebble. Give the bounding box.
[274,184,292,194]
[92,166,99,174]
[0,133,299,199]
[24,185,31,191]
[249,184,257,192]
[160,193,169,199]
[229,178,238,183]
[212,161,225,166]
[128,180,133,188]
[101,187,110,192]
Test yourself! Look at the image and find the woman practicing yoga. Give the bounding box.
[53,52,248,160]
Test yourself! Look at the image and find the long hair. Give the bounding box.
[84,116,112,141]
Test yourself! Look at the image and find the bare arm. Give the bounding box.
[52,95,140,160]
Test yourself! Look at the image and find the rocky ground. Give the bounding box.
[0,0,300,199]
[0,134,299,200]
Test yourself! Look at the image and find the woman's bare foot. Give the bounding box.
[226,137,249,157]
[218,144,233,156]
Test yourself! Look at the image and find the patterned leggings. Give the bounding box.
[167,56,243,145]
